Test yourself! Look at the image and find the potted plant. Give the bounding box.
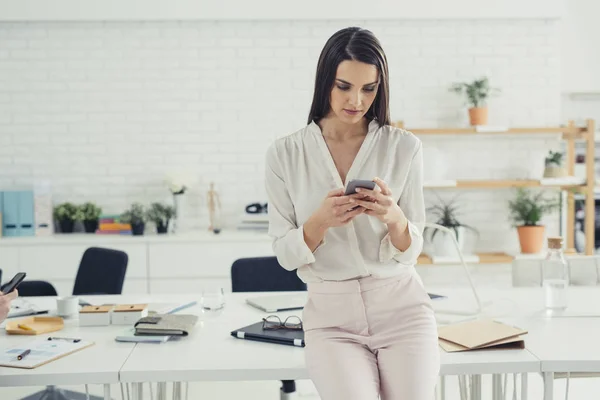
[146,202,176,234]
[120,202,146,236]
[449,77,500,126]
[424,195,479,257]
[79,202,102,233]
[53,202,79,233]
[508,188,560,253]
[543,150,568,178]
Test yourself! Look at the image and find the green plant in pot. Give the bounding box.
[120,202,147,236]
[449,77,500,126]
[424,194,479,257]
[78,202,102,233]
[146,202,176,234]
[508,188,560,254]
[53,202,80,233]
[543,150,567,178]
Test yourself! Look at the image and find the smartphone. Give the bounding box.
[344,179,376,195]
[1,272,26,294]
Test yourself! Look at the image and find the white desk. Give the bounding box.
[0,297,137,400]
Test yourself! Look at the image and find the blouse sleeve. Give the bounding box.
[379,140,425,265]
[265,144,319,271]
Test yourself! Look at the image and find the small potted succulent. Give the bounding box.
[79,202,103,233]
[424,195,479,257]
[53,202,80,233]
[543,150,568,178]
[120,202,147,236]
[146,202,176,234]
[449,77,500,126]
[508,188,560,253]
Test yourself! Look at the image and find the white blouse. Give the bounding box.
[265,119,425,283]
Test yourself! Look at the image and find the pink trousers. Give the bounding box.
[302,268,440,400]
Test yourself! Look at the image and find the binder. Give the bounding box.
[18,191,35,237]
[1,191,19,237]
[231,321,305,347]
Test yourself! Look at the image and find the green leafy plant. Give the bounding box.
[78,202,102,221]
[507,188,560,227]
[449,77,500,108]
[545,150,564,167]
[146,202,176,227]
[424,194,479,241]
[53,202,80,222]
[120,202,146,225]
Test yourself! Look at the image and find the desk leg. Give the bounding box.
[470,375,482,400]
[156,382,167,400]
[172,382,182,400]
[132,383,144,400]
[103,384,111,400]
[521,373,528,400]
[435,375,446,400]
[543,372,554,400]
[492,374,502,400]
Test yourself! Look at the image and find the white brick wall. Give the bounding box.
[0,20,565,253]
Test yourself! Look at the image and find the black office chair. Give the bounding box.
[231,256,306,292]
[72,247,128,295]
[20,247,128,400]
[6,280,58,297]
[231,256,305,400]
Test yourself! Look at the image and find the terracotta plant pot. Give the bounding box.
[543,165,568,178]
[517,225,545,254]
[468,107,488,126]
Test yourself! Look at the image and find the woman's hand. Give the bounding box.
[303,189,365,252]
[349,177,407,229]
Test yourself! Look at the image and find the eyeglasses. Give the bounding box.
[262,315,303,331]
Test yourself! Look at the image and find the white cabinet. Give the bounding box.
[0,247,19,282]
[149,241,274,278]
[0,232,275,294]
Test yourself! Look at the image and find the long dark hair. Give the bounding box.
[307,27,390,126]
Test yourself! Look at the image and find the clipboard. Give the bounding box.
[438,319,528,353]
[0,338,95,369]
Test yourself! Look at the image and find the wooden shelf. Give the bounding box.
[393,123,588,139]
[423,179,586,190]
[417,252,514,265]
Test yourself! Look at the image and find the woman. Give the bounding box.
[265,27,439,399]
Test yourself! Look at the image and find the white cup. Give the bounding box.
[56,296,79,318]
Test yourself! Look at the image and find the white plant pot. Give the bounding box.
[432,226,466,257]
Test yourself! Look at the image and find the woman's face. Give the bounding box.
[329,59,379,125]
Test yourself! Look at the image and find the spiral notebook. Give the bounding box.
[0,338,94,369]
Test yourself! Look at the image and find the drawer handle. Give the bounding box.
[4,224,17,229]
[20,224,32,228]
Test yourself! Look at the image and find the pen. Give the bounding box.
[17,349,30,360]
[18,324,33,331]
[47,337,81,343]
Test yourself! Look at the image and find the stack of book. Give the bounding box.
[237,213,269,232]
[96,215,132,235]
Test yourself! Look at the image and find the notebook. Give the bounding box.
[0,337,94,369]
[134,314,198,336]
[7,299,49,319]
[438,319,528,353]
[231,321,305,347]
[245,293,307,313]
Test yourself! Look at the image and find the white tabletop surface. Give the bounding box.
[3,286,600,388]
[0,296,136,387]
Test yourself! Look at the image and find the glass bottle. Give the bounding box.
[542,237,569,314]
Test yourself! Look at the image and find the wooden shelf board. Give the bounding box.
[423,179,586,189]
[395,125,586,137]
[417,252,514,265]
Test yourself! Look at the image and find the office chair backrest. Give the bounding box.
[72,247,128,295]
[6,280,58,297]
[0,268,2,288]
[231,256,306,293]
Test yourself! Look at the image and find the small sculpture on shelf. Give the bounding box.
[207,182,222,234]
